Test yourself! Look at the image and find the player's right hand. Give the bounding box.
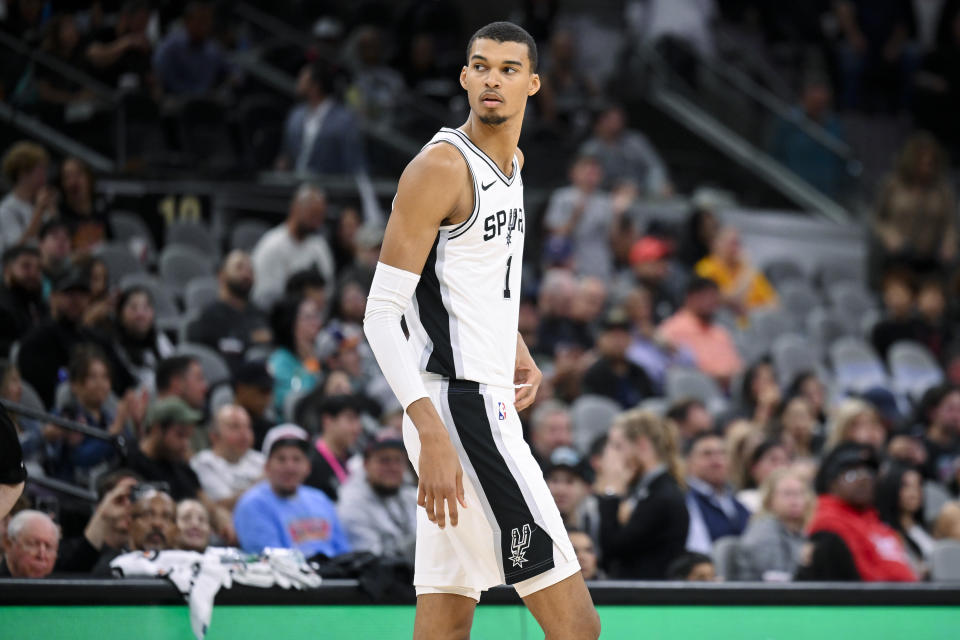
[417,431,467,529]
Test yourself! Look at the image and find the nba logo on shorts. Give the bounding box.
[497,402,507,420]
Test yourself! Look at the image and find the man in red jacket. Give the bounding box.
[796,442,916,581]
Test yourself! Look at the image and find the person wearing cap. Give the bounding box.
[127,397,205,501]
[0,245,47,356]
[545,447,599,550]
[37,218,71,299]
[187,250,272,374]
[336,434,417,565]
[695,227,777,319]
[627,235,681,324]
[16,265,132,408]
[305,394,363,500]
[796,442,916,581]
[233,424,351,558]
[232,360,277,450]
[659,277,743,388]
[581,307,654,409]
[190,404,265,509]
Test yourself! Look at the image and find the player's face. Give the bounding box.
[461,39,540,126]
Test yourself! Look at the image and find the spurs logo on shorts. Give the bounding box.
[510,524,532,568]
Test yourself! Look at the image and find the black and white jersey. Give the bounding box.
[403,127,526,388]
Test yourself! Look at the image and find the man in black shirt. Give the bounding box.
[305,395,363,501]
[0,245,47,357]
[187,250,272,373]
[85,0,153,90]
[127,397,203,501]
[582,307,655,408]
[0,404,26,518]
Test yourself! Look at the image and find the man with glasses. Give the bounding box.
[797,442,917,581]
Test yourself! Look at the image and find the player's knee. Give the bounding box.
[545,608,600,640]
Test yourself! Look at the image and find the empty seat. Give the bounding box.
[762,259,805,287]
[814,257,865,290]
[176,342,231,387]
[827,282,877,327]
[779,281,820,331]
[888,340,944,399]
[829,336,889,392]
[666,367,723,405]
[806,306,849,357]
[95,242,145,285]
[209,383,235,414]
[185,276,219,312]
[109,211,156,262]
[749,307,793,347]
[166,220,219,259]
[772,333,820,386]
[570,394,621,452]
[930,540,960,582]
[160,245,215,290]
[712,536,741,581]
[230,219,270,253]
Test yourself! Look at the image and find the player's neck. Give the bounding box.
[460,114,521,176]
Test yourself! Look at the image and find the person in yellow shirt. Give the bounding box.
[695,227,777,317]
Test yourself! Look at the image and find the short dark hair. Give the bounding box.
[666,398,706,424]
[685,276,718,297]
[666,552,713,580]
[270,295,307,354]
[95,468,143,501]
[467,22,538,72]
[684,430,722,457]
[156,356,196,392]
[285,267,327,296]
[67,344,110,383]
[1,244,40,268]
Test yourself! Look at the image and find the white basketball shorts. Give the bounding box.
[401,376,580,601]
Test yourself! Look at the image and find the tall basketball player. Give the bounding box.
[363,22,601,640]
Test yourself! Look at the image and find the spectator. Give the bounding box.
[825,399,888,454]
[660,277,743,387]
[305,395,363,501]
[155,356,208,412]
[685,432,751,553]
[0,404,26,519]
[769,77,847,198]
[871,269,923,360]
[17,266,132,408]
[32,14,97,118]
[175,499,211,552]
[535,269,592,358]
[234,424,351,557]
[277,60,366,175]
[580,104,672,196]
[344,26,405,126]
[665,552,717,581]
[190,404,265,509]
[0,509,59,578]
[92,486,179,574]
[336,435,417,565]
[917,385,960,484]
[86,0,154,92]
[1,362,43,462]
[787,371,828,427]
[530,401,574,469]
[772,395,820,459]
[546,447,600,547]
[797,442,917,581]
[915,276,952,360]
[875,463,934,575]
[567,526,602,580]
[627,236,682,324]
[231,361,276,451]
[330,205,362,274]
[735,439,791,513]
[726,357,782,429]
[78,256,111,331]
[0,245,47,356]
[251,184,335,310]
[284,267,329,321]
[874,132,956,277]
[623,285,696,393]
[0,141,55,254]
[665,398,713,446]
[582,307,655,409]
[695,227,778,318]
[677,200,720,269]
[110,286,175,392]
[57,157,111,253]
[596,410,689,579]
[736,468,813,581]
[933,501,960,540]
[126,397,202,501]
[45,345,137,485]
[153,1,232,96]
[268,296,322,417]
[535,29,601,137]
[187,250,271,373]
[37,218,71,298]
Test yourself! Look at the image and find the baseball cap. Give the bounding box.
[545,446,591,482]
[814,442,879,495]
[52,266,91,293]
[629,236,670,265]
[600,307,631,331]
[233,360,273,390]
[146,396,203,426]
[262,423,310,457]
[39,218,69,239]
[364,433,405,458]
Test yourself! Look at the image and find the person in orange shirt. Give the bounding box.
[695,227,777,318]
[659,277,743,388]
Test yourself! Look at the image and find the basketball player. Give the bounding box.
[363,22,600,640]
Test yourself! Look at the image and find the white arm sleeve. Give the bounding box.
[363,261,430,410]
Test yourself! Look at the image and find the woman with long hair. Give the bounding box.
[595,409,689,579]
[111,286,174,391]
[58,157,111,252]
[268,296,323,417]
[825,398,888,453]
[875,463,934,575]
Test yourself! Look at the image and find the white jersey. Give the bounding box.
[403,127,526,388]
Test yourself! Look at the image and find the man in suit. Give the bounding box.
[277,60,366,176]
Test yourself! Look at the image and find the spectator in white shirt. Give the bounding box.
[251,184,336,310]
[190,404,265,509]
[0,141,56,254]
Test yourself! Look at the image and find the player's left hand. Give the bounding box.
[514,333,542,411]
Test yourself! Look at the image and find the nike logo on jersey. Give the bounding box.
[481,180,496,191]
[483,207,524,242]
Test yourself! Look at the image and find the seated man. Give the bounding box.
[337,435,417,565]
[234,424,351,558]
[0,245,47,357]
[190,404,265,510]
[0,509,58,578]
[93,485,179,575]
[231,360,276,451]
[546,447,599,548]
[127,397,203,501]
[684,433,750,554]
[305,395,363,501]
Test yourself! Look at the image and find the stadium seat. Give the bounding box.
[176,342,231,388]
[749,308,793,347]
[230,219,270,253]
[930,540,960,582]
[209,383,235,415]
[95,242,145,285]
[814,257,865,290]
[165,221,220,260]
[771,333,820,387]
[18,380,47,413]
[829,337,889,393]
[109,211,156,263]
[806,307,850,357]
[888,341,944,400]
[712,536,741,581]
[570,394,621,452]
[638,397,669,417]
[160,245,215,290]
[762,259,805,288]
[666,368,724,412]
[827,282,877,330]
[778,281,820,331]
[185,276,219,313]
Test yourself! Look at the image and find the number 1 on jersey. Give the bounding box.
[503,255,513,299]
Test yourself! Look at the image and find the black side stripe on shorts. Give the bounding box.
[416,235,455,378]
[446,380,555,584]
